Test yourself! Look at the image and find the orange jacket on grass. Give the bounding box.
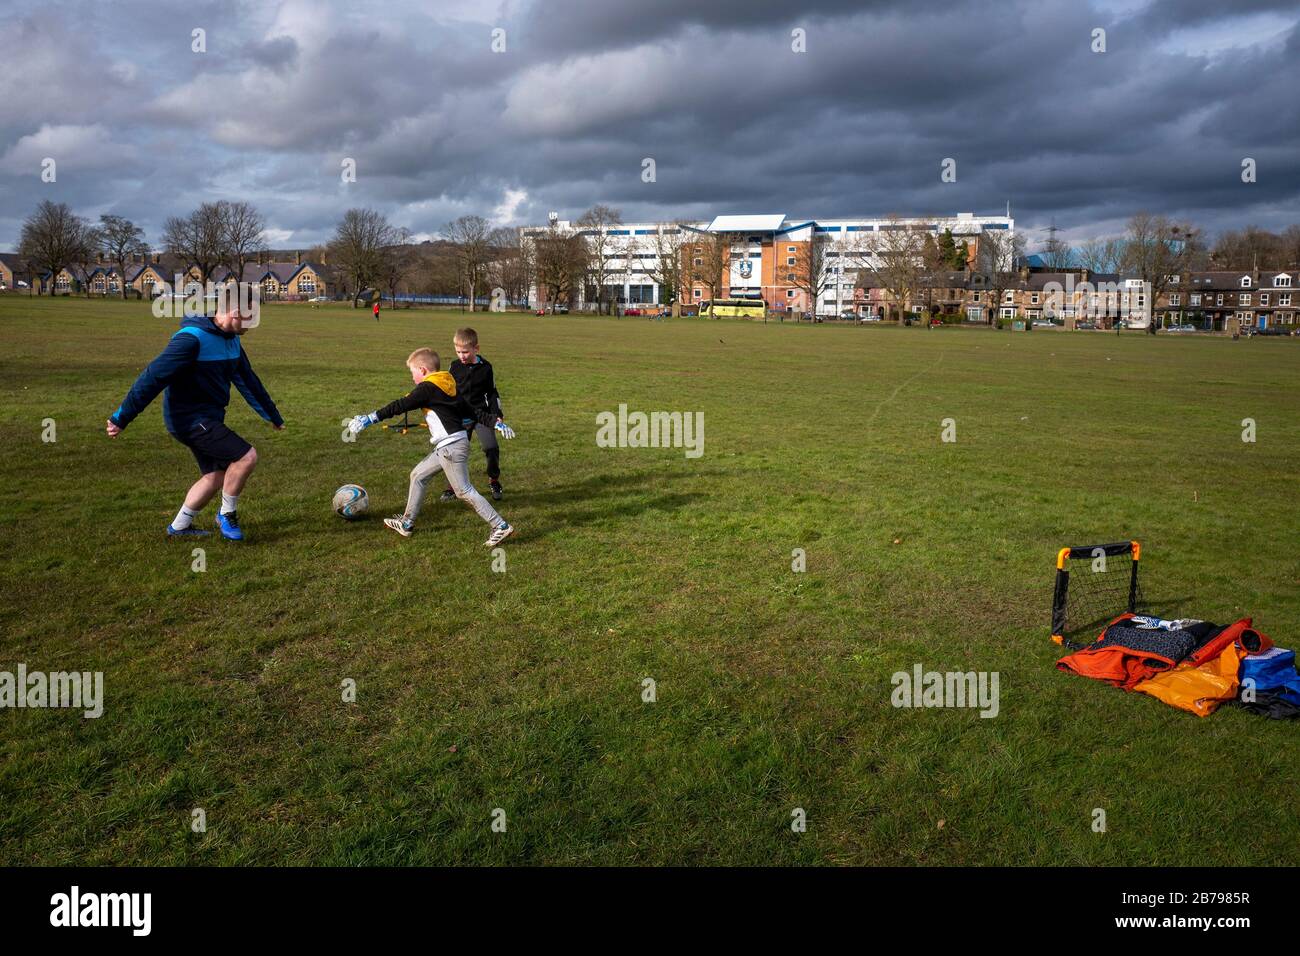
[1133,641,1247,717]
[1055,613,1183,690]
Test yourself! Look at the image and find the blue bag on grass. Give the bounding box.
[1240,647,1300,705]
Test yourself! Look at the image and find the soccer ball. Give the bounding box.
[333,484,368,520]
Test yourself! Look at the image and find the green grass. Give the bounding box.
[1,295,1297,866]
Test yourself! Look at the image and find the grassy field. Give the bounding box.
[1,295,1298,866]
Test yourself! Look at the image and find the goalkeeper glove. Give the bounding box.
[494,420,516,440]
[348,412,379,435]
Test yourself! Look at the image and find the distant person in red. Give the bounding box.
[373,300,380,322]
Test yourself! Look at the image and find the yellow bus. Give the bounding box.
[699,298,767,319]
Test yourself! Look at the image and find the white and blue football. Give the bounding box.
[332,484,369,520]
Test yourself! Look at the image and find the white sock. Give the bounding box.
[220,493,239,515]
[173,505,199,530]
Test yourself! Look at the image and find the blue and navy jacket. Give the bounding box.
[110,315,283,436]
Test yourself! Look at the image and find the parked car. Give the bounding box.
[309,295,330,302]
[859,314,882,323]
[1253,325,1290,336]
[1075,321,1098,330]
[1032,319,1057,328]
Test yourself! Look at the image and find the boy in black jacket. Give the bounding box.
[439,327,516,503]
[347,348,514,546]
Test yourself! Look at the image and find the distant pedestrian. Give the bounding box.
[373,300,380,322]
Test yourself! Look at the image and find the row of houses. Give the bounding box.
[517,212,1297,331]
[0,252,333,300]
[861,267,1298,330]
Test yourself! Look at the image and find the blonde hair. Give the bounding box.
[407,348,439,371]
[454,327,478,348]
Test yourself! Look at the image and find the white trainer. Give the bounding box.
[484,522,514,547]
[384,515,413,537]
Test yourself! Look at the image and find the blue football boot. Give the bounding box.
[216,511,244,541]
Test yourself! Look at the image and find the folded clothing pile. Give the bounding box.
[1237,647,1300,719]
[1057,614,1299,719]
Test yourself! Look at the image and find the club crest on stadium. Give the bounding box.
[737,260,753,279]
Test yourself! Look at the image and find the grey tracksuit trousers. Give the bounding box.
[405,435,503,527]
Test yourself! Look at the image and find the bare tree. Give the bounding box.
[686,230,730,312]
[376,227,417,305]
[217,200,266,286]
[1077,237,1124,273]
[488,231,533,307]
[1211,225,1281,270]
[329,208,399,307]
[97,214,147,299]
[975,228,1027,325]
[532,220,588,311]
[418,242,463,298]
[852,217,926,324]
[19,201,96,296]
[1121,212,1201,334]
[603,241,632,315]
[787,232,834,317]
[1280,225,1300,270]
[576,204,625,314]
[647,222,688,314]
[163,203,225,288]
[442,215,495,311]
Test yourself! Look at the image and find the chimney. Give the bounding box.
[153,252,160,264]
[295,250,301,266]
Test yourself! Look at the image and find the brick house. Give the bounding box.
[0,253,29,290]
[1161,270,1296,331]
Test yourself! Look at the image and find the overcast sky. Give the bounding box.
[1,0,1297,251]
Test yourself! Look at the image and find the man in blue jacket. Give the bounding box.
[105,305,284,541]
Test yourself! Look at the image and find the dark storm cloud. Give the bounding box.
[247,35,300,73]
[1133,0,1299,29]
[516,0,947,52]
[0,0,1297,250]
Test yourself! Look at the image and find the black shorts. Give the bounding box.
[174,421,252,475]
